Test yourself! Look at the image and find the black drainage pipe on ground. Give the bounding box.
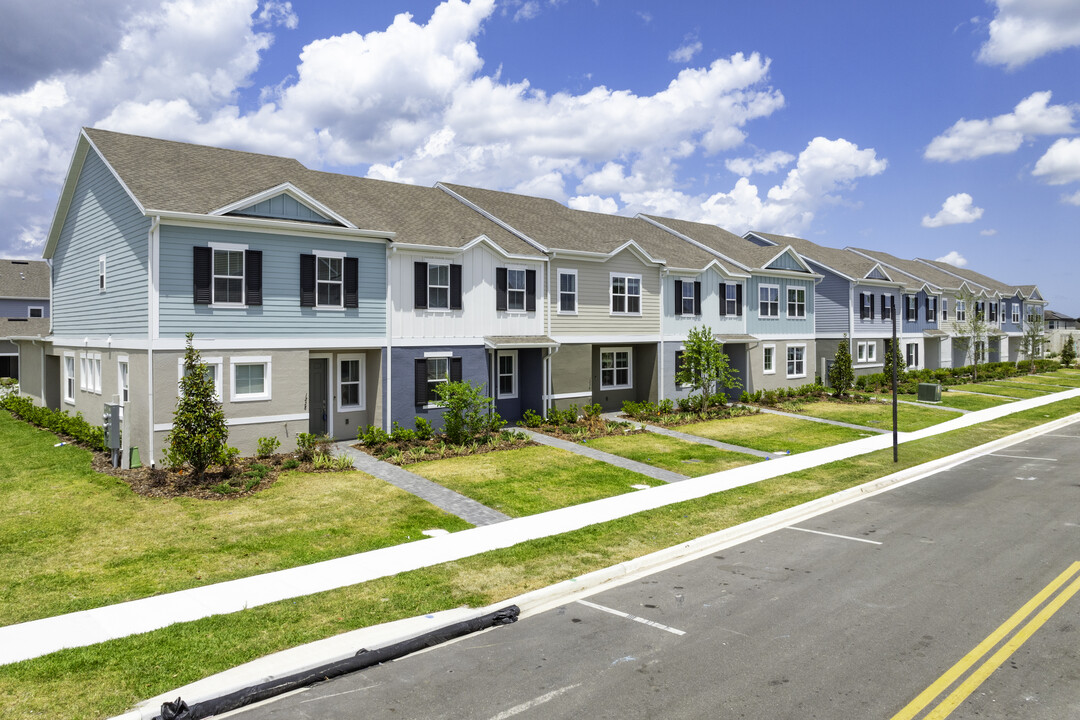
[156,605,520,720]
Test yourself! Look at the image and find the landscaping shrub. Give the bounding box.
[434,380,505,445]
[256,436,280,458]
[295,432,321,462]
[359,424,391,447]
[165,333,229,480]
[0,394,105,450]
[413,416,434,440]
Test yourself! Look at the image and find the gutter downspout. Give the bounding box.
[147,216,160,467]
[658,268,666,403]
[544,346,559,419]
[385,244,393,433]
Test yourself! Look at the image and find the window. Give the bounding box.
[786,345,806,378]
[80,353,89,391]
[497,351,517,398]
[881,294,893,320]
[857,341,866,363]
[600,348,632,389]
[906,295,917,322]
[64,354,75,404]
[508,269,527,311]
[317,255,343,307]
[427,357,449,401]
[558,270,577,313]
[78,353,100,393]
[759,285,779,317]
[787,287,806,318]
[27,306,43,318]
[98,255,106,292]
[906,343,919,369]
[178,356,223,400]
[496,267,535,312]
[941,299,948,322]
[230,357,271,402]
[610,274,641,315]
[414,354,462,405]
[860,292,875,320]
[428,263,450,310]
[338,354,365,411]
[213,248,245,305]
[763,345,775,374]
[927,296,938,322]
[92,355,101,394]
[956,301,966,322]
[1012,304,1020,324]
[680,279,696,316]
[865,342,877,362]
[719,283,742,316]
[118,358,129,404]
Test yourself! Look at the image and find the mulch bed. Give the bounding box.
[89,452,303,500]
[353,433,537,466]
[525,422,649,443]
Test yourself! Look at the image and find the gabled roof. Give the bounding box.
[55,129,542,258]
[0,259,50,299]
[441,183,734,272]
[914,258,1032,298]
[748,231,919,287]
[847,247,965,292]
[641,215,814,276]
[1045,309,1074,322]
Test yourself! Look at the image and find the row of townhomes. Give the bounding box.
[10,129,1048,463]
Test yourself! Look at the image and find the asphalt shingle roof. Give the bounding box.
[915,258,1032,297]
[642,215,794,272]
[846,248,963,291]
[752,232,926,289]
[0,259,49,300]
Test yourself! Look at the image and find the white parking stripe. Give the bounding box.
[988,453,1058,461]
[486,684,582,720]
[786,526,883,545]
[576,600,686,636]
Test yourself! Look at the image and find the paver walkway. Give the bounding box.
[753,406,891,434]
[332,442,510,526]
[515,428,688,483]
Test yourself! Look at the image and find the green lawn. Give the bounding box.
[0,412,470,627]
[6,397,1080,720]
[898,392,1013,412]
[791,400,961,432]
[409,445,666,517]
[960,382,1056,399]
[1007,375,1080,389]
[680,412,870,454]
[585,433,762,477]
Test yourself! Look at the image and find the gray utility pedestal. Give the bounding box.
[918,382,942,402]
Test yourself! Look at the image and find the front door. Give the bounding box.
[308,358,328,436]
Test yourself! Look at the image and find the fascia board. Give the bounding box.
[209,182,357,229]
[152,211,394,241]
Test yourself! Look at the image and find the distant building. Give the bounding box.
[0,259,50,379]
[1045,309,1078,355]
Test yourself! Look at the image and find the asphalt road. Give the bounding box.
[229,421,1080,720]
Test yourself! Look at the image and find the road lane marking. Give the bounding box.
[890,561,1080,720]
[786,526,882,545]
[1042,434,1080,439]
[987,453,1057,461]
[576,600,686,636]
[486,683,581,720]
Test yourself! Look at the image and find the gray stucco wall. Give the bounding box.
[589,342,658,412]
[549,344,593,410]
[747,340,817,392]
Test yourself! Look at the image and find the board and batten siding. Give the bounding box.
[902,289,938,333]
[52,149,150,338]
[391,244,545,340]
[157,224,386,339]
[550,250,659,336]
[809,261,849,334]
[765,250,804,271]
[231,193,335,224]
[745,274,815,336]
[661,268,745,336]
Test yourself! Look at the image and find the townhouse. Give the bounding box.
[1,259,51,380]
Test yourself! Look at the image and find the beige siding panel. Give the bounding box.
[550,251,660,336]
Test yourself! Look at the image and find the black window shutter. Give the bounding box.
[860,293,867,319]
[718,283,727,316]
[344,256,359,308]
[450,264,462,310]
[193,246,212,304]
[415,359,428,405]
[924,296,930,322]
[526,269,536,312]
[245,250,262,306]
[694,281,702,315]
[871,294,876,320]
[299,254,316,307]
[450,356,462,382]
[496,267,508,312]
[674,280,683,316]
[414,262,428,309]
[736,284,743,316]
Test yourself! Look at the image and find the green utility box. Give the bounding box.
[917,383,942,403]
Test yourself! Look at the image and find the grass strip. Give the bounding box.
[957,383,1051,399]
[895,392,1013,412]
[584,433,761,477]
[785,400,961,432]
[4,397,1080,720]
[680,412,871,454]
[408,445,665,517]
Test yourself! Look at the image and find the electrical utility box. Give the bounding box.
[917,383,942,403]
[103,403,122,466]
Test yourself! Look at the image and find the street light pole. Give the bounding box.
[892,310,898,463]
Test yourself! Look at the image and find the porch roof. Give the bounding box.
[483,335,559,349]
[715,333,757,343]
[922,329,949,338]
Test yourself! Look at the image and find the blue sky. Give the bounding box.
[3,0,1079,308]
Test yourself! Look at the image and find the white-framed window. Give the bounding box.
[786,287,806,318]
[724,283,739,315]
[98,255,106,292]
[558,269,577,314]
[600,347,632,389]
[941,299,949,322]
[80,353,90,391]
[497,350,517,398]
[610,274,641,315]
[27,306,44,318]
[316,251,344,308]
[906,295,917,322]
[786,345,806,378]
[507,268,527,312]
[117,357,130,404]
[211,244,245,305]
[759,284,779,318]
[928,296,938,322]
[63,353,75,404]
[856,341,867,363]
[230,357,271,402]
[763,344,775,375]
[906,343,919,368]
[865,342,877,362]
[338,353,366,411]
[956,301,966,322]
[178,356,223,400]
[78,353,100,393]
[861,293,873,319]
[1012,304,1020,324]
[92,355,101,394]
[681,278,696,315]
[428,262,450,310]
[426,356,450,403]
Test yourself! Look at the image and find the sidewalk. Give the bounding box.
[3,388,1080,667]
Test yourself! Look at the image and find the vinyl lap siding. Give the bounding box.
[745,275,815,336]
[853,283,899,336]
[158,224,386,339]
[812,263,849,334]
[550,251,659,336]
[52,150,150,337]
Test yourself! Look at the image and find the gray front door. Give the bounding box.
[309,358,328,436]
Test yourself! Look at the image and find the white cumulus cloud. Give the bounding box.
[1062,190,1080,205]
[936,251,968,267]
[567,194,619,214]
[980,228,999,236]
[1032,137,1080,184]
[725,150,795,177]
[922,193,985,227]
[669,40,702,63]
[978,0,1080,69]
[925,91,1076,162]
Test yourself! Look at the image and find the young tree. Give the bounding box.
[1018,310,1046,374]
[828,336,855,397]
[165,333,228,480]
[1061,335,1076,368]
[882,338,906,385]
[434,380,504,444]
[675,325,740,416]
[955,289,988,382]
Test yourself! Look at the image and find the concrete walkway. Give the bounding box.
[4,388,1080,668]
[600,412,782,459]
[869,396,972,414]
[331,443,510,527]
[515,428,688,483]
[754,405,892,434]
[947,389,1018,400]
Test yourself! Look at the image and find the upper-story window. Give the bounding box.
[214,249,245,305]
[496,267,535,312]
[926,296,937,322]
[610,274,641,315]
[1012,303,1020,324]
[786,287,805,318]
[674,279,700,316]
[881,294,894,320]
[558,270,577,313]
[27,306,43,318]
[507,269,526,311]
[719,283,742,317]
[317,255,343,307]
[860,292,875,320]
[905,295,917,322]
[956,301,967,322]
[681,279,695,315]
[412,261,461,311]
[429,263,450,309]
[759,284,779,318]
[301,253,356,309]
[941,299,949,322]
[98,255,106,292]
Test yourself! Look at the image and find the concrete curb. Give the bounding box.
[113,409,1080,719]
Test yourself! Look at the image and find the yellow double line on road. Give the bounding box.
[891,560,1080,720]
